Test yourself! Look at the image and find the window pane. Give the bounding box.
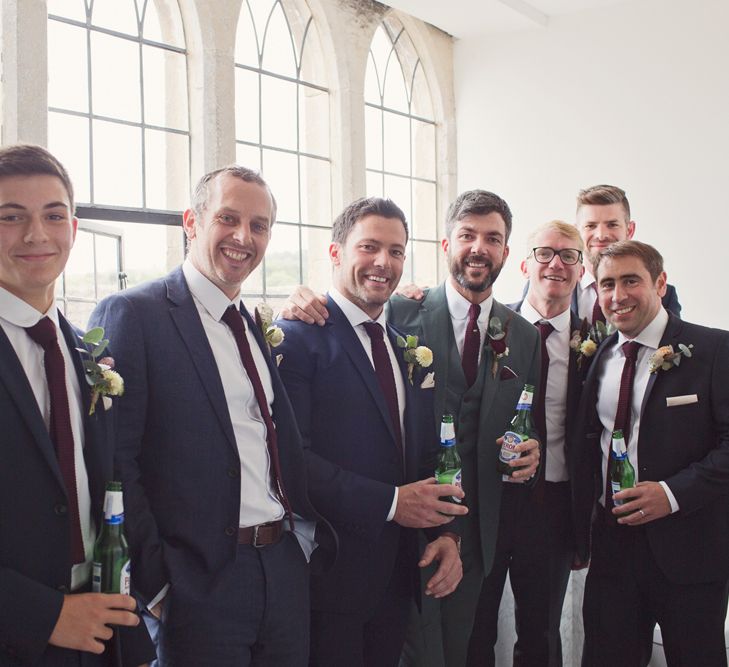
[91,32,141,122]
[412,241,439,288]
[261,150,298,223]
[260,2,297,78]
[235,2,261,66]
[235,68,260,143]
[384,174,411,226]
[242,261,264,295]
[301,225,331,293]
[299,85,329,157]
[265,223,300,295]
[116,220,184,287]
[91,0,139,37]
[369,27,392,92]
[364,106,383,171]
[299,20,327,87]
[143,46,188,131]
[300,156,331,227]
[66,301,96,329]
[402,240,413,285]
[143,0,185,48]
[48,0,87,21]
[65,229,95,300]
[48,21,88,112]
[93,120,143,207]
[366,170,383,198]
[145,129,189,211]
[364,53,382,105]
[411,120,435,181]
[382,53,408,113]
[95,233,121,298]
[383,112,410,176]
[236,143,262,171]
[261,76,297,150]
[247,0,275,50]
[49,113,91,204]
[411,62,434,119]
[412,180,437,240]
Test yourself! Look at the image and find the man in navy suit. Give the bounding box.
[0,144,153,666]
[89,166,331,666]
[276,197,465,667]
[573,240,729,666]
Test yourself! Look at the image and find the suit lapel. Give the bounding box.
[479,300,513,416]
[640,313,683,416]
[166,269,238,454]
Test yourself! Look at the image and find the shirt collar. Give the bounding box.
[580,270,596,290]
[617,306,669,350]
[520,298,571,333]
[0,286,59,328]
[445,279,493,322]
[182,258,241,321]
[329,286,388,330]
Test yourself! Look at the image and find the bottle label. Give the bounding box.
[92,562,102,593]
[610,481,625,506]
[440,437,456,447]
[103,490,124,525]
[436,468,462,503]
[119,559,131,595]
[516,389,533,410]
[499,431,524,463]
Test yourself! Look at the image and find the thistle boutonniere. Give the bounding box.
[76,327,124,415]
[486,316,510,378]
[648,343,693,374]
[255,302,285,352]
[396,334,433,385]
[569,318,613,370]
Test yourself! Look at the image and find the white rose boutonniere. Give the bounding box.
[255,302,285,351]
[396,334,433,385]
[76,327,125,415]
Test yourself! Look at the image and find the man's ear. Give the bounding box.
[329,242,341,266]
[182,209,197,240]
[626,220,636,239]
[655,271,668,298]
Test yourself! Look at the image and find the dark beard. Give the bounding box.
[450,255,502,293]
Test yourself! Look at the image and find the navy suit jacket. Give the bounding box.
[0,313,154,667]
[276,296,443,613]
[573,313,729,583]
[88,267,332,609]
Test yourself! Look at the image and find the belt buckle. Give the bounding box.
[252,524,264,548]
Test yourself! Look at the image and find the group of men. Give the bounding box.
[1,141,727,667]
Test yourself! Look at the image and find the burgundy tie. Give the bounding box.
[605,340,641,516]
[221,306,294,529]
[462,303,481,387]
[363,322,403,460]
[591,283,606,326]
[532,321,554,454]
[25,317,85,564]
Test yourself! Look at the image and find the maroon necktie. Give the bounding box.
[363,322,403,460]
[25,317,85,564]
[591,283,606,326]
[605,340,641,516]
[221,306,294,529]
[462,303,481,387]
[532,321,554,453]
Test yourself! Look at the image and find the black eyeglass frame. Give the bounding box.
[530,246,583,265]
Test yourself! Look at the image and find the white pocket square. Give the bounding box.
[420,371,435,389]
[666,394,698,407]
[102,396,113,411]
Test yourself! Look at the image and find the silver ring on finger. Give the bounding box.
[638,508,646,518]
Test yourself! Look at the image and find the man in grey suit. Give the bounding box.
[281,190,541,667]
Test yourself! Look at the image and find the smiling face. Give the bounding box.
[0,174,77,312]
[443,212,510,302]
[330,214,406,319]
[521,228,584,311]
[183,173,273,299]
[596,254,666,339]
[577,203,635,268]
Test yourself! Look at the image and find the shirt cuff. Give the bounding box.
[147,583,170,611]
[659,481,680,513]
[386,487,398,522]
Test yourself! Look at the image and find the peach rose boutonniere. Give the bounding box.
[648,343,693,374]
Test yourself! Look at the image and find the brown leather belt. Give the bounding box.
[238,520,284,547]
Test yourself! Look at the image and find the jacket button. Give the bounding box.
[54,504,68,515]
[228,466,239,478]
[225,526,236,537]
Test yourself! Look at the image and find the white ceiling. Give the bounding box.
[380,0,632,38]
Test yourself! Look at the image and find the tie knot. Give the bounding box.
[467,303,481,324]
[622,340,641,360]
[363,321,384,341]
[536,320,554,341]
[25,317,58,349]
[222,305,246,333]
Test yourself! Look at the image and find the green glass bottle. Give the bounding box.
[92,481,131,594]
[435,414,462,503]
[609,429,636,513]
[498,384,535,476]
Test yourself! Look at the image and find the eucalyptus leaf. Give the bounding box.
[406,335,418,348]
[83,327,105,345]
[489,317,502,331]
[92,340,109,359]
[396,336,406,348]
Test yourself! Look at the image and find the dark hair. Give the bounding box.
[0,144,75,211]
[594,240,664,282]
[331,197,408,244]
[576,184,631,221]
[191,165,277,224]
[445,190,512,241]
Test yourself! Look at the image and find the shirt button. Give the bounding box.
[228,467,239,478]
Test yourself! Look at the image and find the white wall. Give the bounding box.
[454,0,729,329]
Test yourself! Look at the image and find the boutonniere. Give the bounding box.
[396,334,433,385]
[569,319,613,370]
[255,302,285,350]
[486,316,510,378]
[76,327,124,415]
[648,343,693,374]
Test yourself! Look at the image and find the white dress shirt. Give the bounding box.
[445,279,494,364]
[329,287,406,521]
[0,287,94,591]
[520,300,571,482]
[576,272,598,322]
[596,307,678,511]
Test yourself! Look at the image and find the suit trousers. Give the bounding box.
[155,532,309,667]
[582,511,729,667]
[466,483,550,667]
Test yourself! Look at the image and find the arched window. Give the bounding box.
[365,16,439,287]
[47,0,189,324]
[234,0,331,309]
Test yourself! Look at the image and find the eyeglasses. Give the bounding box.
[531,247,583,265]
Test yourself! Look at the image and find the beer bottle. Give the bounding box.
[498,384,535,476]
[92,481,131,594]
[435,414,462,503]
[609,429,636,512]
